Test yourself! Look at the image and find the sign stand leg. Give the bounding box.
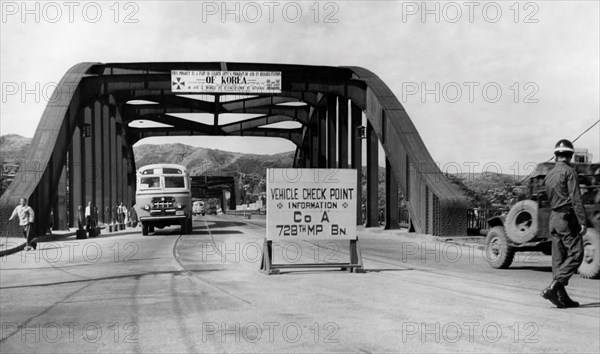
[260,239,279,275]
[348,238,365,273]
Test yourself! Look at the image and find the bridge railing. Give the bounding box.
[466,207,509,235]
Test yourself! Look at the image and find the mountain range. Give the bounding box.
[1,134,526,206]
[133,143,295,177]
[0,134,31,163]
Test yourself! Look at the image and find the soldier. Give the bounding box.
[541,139,587,308]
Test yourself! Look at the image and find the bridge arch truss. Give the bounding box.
[0,62,468,236]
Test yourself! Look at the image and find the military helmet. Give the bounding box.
[553,139,574,154]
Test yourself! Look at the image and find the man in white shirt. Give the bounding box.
[85,201,92,231]
[8,198,36,250]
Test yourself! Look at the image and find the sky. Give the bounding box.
[1,0,598,175]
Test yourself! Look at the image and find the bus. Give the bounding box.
[135,164,193,235]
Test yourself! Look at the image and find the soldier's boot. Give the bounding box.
[556,283,579,308]
[541,280,567,308]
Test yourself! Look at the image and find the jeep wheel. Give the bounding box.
[579,228,600,279]
[505,200,538,243]
[485,226,515,269]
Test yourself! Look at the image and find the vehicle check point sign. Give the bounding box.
[261,169,363,275]
[266,169,357,240]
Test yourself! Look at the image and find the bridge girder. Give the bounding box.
[0,62,468,237]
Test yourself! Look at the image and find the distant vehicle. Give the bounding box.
[135,164,193,236]
[208,205,217,215]
[193,200,205,216]
[484,159,600,279]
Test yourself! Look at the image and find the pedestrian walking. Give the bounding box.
[129,203,138,227]
[85,201,92,232]
[8,197,36,250]
[117,202,126,229]
[541,139,587,308]
[116,202,123,224]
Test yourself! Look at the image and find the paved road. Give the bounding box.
[1,214,598,353]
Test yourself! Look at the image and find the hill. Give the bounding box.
[133,143,295,178]
[446,172,528,207]
[133,143,295,202]
[1,135,527,206]
[0,134,31,163]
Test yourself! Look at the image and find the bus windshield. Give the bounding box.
[137,165,189,191]
[140,176,160,189]
[165,176,185,188]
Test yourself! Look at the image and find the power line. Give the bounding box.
[572,119,599,144]
[544,118,600,162]
[518,118,599,184]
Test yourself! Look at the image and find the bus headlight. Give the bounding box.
[143,204,151,211]
[173,202,184,209]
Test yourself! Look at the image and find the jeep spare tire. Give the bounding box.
[505,200,538,244]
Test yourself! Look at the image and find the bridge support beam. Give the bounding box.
[351,103,362,225]
[221,190,227,214]
[385,157,400,229]
[116,126,123,207]
[365,120,379,227]
[310,109,319,168]
[53,165,67,230]
[84,107,94,218]
[92,102,102,223]
[229,187,237,210]
[69,126,82,227]
[102,103,111,223]
[110,115,117,223]
[338,98,349,169]
[327,95,337,168]
[318,106,327,168]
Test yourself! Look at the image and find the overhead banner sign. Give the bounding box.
[266,169,357,240]
[171,70,282,93]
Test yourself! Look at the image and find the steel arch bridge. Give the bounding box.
[0,62,468,237]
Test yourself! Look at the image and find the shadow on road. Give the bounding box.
[510,266,553,272]
[0,270,187,289]
[196,230,243,235]
[201,220,250,229]
[365,268,415,273]
[35,229,144,243]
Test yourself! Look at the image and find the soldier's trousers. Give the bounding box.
[550,211,583,286]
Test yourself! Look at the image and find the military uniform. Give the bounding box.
[541,141,587,308]
[545,161,586,285]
